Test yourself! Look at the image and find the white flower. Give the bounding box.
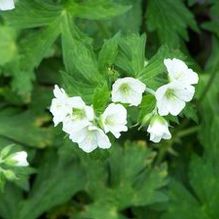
[50,85,79,126]
[112,77,146,106]
[100,103,128,138]
[0,0,15,11]
[62,98,94,134]
[155,81,195,116]
[147,116,171,143]
[164,58,199,85]
[10,151,29,167]
[69,125,111,153]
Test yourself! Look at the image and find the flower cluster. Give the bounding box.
[50,58,198,152]
[50,85,128,153]
[0,0,15,11]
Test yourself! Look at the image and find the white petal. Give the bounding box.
[164,58,187,78]
[85,106,95,121]
[11,151,29,167]
[174,85,195,102]
[0,0,14,10]
[50,98,71,126]
[150,133,162,143]
[168,97,185,116]
[62,117,90,134]
[186,69,199,85]
[155,85,170,116]
[78,137,98,153]
[53,85,67,100]
[69,126,88,143]
[96,128,111,149]
[125,77,146,93]
[68,96,85,108]
[164,58,199,85]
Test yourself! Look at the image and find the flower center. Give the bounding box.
[165,88,175,99]
[119,83,130,96]
[105,116,115,126]
[72,108,86,120]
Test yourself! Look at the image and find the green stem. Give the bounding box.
[176,126,200,138]
[155,126,199,165]
[145,87,155,96]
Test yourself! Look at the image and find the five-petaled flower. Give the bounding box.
[100,103,128,138]
[112,77,146,106]
[155,81,195,116]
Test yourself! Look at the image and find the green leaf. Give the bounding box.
[61,17,102,85]
[0,110,54,148]
[77,142,168,219]
[138,46,185,88]
[138,94,156,124]
[93,83,110,114]
[15,143,86,219]
[0,27,17,65]
[3,0,62,29]
[116,34,146,76]
[202,2,219,37]
[69,0,131,20]
[110,0,143,34]
[98,33,120,71]
[146,0,198,47]
[3,21,60,97]
[0,184,23,219]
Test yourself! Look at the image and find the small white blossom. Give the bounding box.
[50,85,72,126]
[50,85,82,126]
[0,0,15,11]
[69,125,111,153]
[100,103,128,138]
[62,99,94,134]
[147,116,171,143]
[164,58,199,85]
[155,81,195,116]
[112,77,146,106]
[10,151,29,167]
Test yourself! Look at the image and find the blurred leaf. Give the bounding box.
[0,110,53,148]
[2,21,60,97]
[14,143,85,219]
[3,0,62,29]
[77,142,168,219]
[0,27,17,65]
[146,0,198,47]
[69,0,131,20]
[0,184,23,219]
